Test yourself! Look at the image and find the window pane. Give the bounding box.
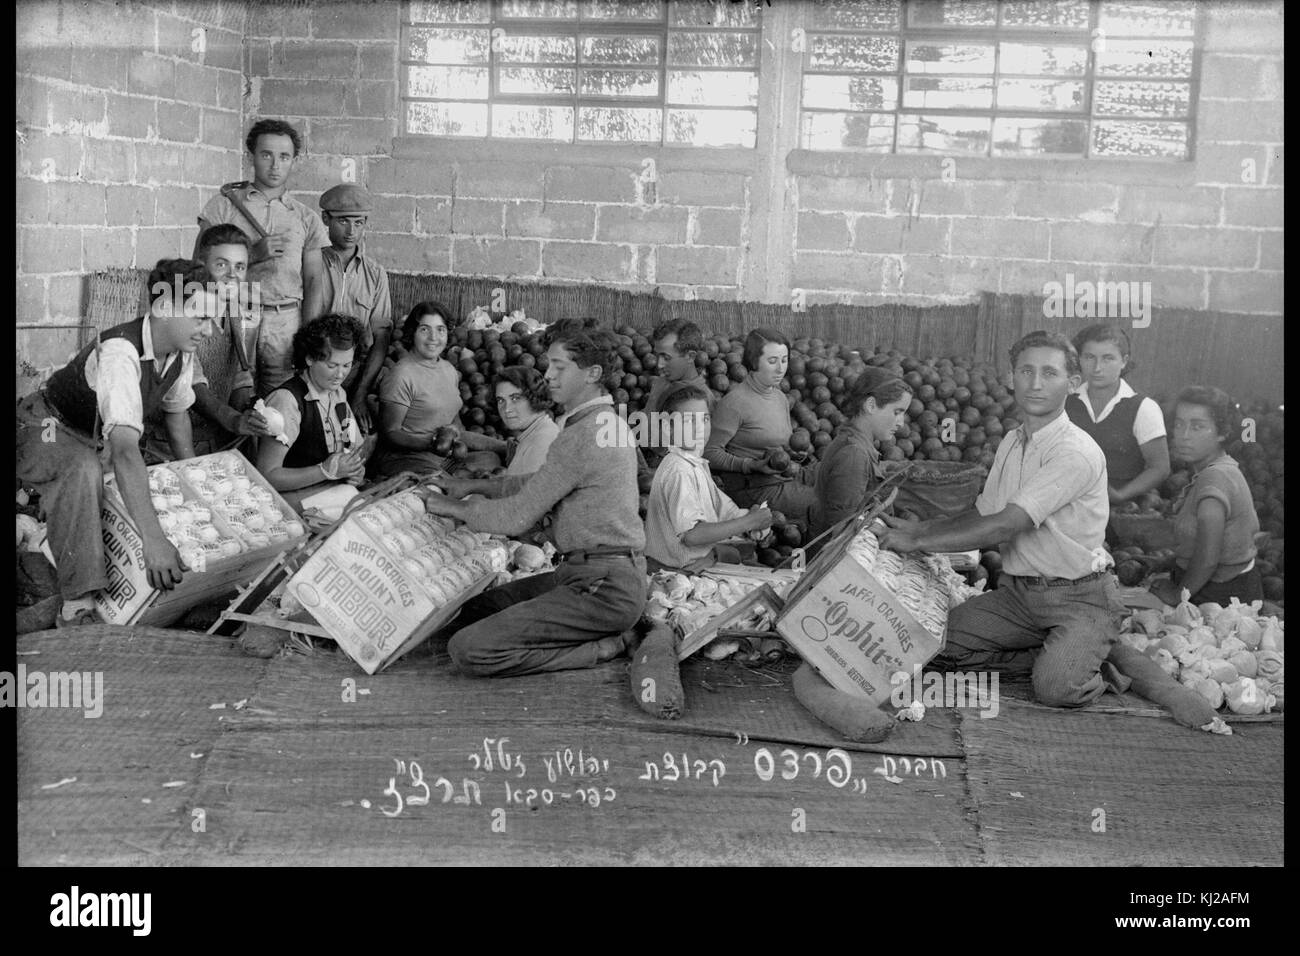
[498,66,577,95]
[993,117,1088,155]
[1095,40,1193,78]
[997,78,1085,111]
[498,0,579,19]
[904,76,994,111]
[906,42,996,75]
[909,0,997,27]
[1093,80,1191,118]
[667,108,756,146]
[809,35,900,72]
[803,74,900,111]
[409,1,491,24]
[1091,119,1189,158]
[999,42,1088,76]
[581,68,660,97]
[497,35,577,63]
[1000,0,1090,30]
[406,26,491,64]
[581,0,663,19]
[801,111,894,150]
[1099,1,1197,37]
[407,100,488,136]
[578,106,662,141]
[808,0,900,31]
[581,35,661,64]
[669,0,759,28]
[407,65,490,99]
[897,114,992,154]
[667,32,758,67]
[668,70,757,106]
[492,103,575,139]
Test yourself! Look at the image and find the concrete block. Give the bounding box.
[1222,187,1284,228]
[504,201,596,240]
[107,184,157,227]
[259,79,346,116]
[854,215,951,255]
[362,233,452,273]
[1117,184,1222,226]
[308,118,393,155]
[16,179,50,225]
[46,181,107,226]
[796,211,850,251]
[1014,182,1119,222]
[22,226,82,274]
[47,274,88,319]
[105,94,157,140]
[597,205,688,244]
[900,255,1000,296]
[127,53,175,98]
[201,108,243,149]
[414,197,452,234]
[1198,100,1283,143]
[948,217,1047,259]
[457,160,545,200]
[313,2,398,40]
[545,165,637,203]
[157,100,203,144]
[273,40,357,78]
[656,245,739,286]
[1153,226,1258,269]
[453,237,541,277]
[83,226,136,270]
[791,252,885,292]
[658,169,746,206]
[451,199,504,236]
[1051,222,1155,264]
[798,173,889,214]
[1208,269,1282,313]
[541,241,636,281]
[369,156,455,196]
[694,207,744,246]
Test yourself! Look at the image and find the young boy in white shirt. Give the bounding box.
[644,383,773,572]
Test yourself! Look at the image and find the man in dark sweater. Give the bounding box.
[16,260,221,626]
[422,323,646,677]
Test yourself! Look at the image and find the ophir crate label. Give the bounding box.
[776,555,942,708]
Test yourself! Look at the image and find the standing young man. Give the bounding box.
[421,322,647,678]
[16,260,220,626]
[313,184,392,431]
[145,225,270,458]
[879,331,1122,708]
[196,119,329,396]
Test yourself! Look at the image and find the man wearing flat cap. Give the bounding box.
[314,183,393,431]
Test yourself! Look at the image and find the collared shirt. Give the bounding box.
[1171,453,1259,582]
[86,317,195,437]
[1073,379,1166,443]
[505,413,560,477]
[645,446,747,569]
[319,245,393,347]
[265,373,361,456]
[645,369,709,416]
[975,409,1110,580]
[558,394,614,429]
[199,186,329,305]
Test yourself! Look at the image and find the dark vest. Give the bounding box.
[272,375,355,469]
[1065,391,1147,487]
[43,318,185,437]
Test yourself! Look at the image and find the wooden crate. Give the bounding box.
[95,451,306,626]
[287,492,498,674]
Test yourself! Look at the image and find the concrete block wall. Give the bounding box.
[243,1,750,307]
[16,0,248,378]
[14,0,1283,387]
[789,2,1284,314]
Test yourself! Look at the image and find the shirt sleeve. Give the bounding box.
[1132,396,1167,445]
[703,393,750,472]
[265,388,303,449]
[1008,448,1104,527]
[659,466,709,538]
[160,354,196,414]
[379,363,414,408]
[459,440,582,537]
[89,338,145,438]
[191,353,209,387]
[304,208,331,251]
[1192,470,1234,519]
[819,443,871,528]
[717,487,747,523]
[372,268,393,336]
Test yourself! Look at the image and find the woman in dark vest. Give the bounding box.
[257,314,369,513]
[1065,324,1171,506]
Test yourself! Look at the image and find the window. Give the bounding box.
[402,0,762,147]
[800,0,1199,159]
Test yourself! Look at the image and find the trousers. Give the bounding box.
[440,554,648,678]
[935,573,1124,708]
[256,303,302,397]
[15,392,110,601]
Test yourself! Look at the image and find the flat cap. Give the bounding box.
[320,183,373,214]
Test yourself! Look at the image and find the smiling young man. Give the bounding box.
[196,119,329,396]
[878,330,1121,708]
[16,259,220,626]
[420,321,646,678]
[312,183,392,431]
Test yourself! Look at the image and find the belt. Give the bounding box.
[260,301,300,312]
[1007,570,1108,588]
[559,548,640,564]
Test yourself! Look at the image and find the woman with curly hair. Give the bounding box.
[488,366,560,476]
[373,300,465,477]
[257,312,369,510]
[1149,386,1261,606]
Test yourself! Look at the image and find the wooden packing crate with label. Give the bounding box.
[287,491,498,675]
[774,486,947,708]
[95,451,306,627]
